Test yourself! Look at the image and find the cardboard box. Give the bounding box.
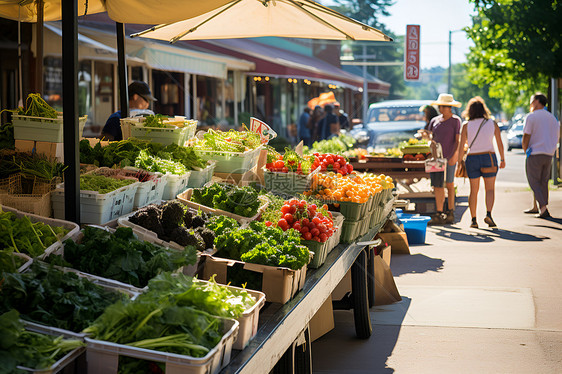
[309,295,334,342]
[15,140,35,152]
[200,254,307,304]
[373,255,401,306]
[35,141,64,161]
[81,137,111,148]
[379,244,391,266]
[377,232,410,255]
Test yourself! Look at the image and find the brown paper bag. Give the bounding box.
[374,255,401,305]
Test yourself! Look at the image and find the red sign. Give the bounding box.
[404,25,420,81]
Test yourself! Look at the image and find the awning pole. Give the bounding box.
[62,0,80,224]
[35,0,44,94]
[17,7,23,107]
[116,22,129,118]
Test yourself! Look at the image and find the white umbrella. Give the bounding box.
[131,0,392,42]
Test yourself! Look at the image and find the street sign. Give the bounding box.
[404,25,420,81]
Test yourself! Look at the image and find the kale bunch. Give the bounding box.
[191,183,260,217]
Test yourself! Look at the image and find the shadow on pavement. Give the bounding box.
[312,297,411,374]
[390,254,444,276]
[476,228,548,241]
[430,226,547,243]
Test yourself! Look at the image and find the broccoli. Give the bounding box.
[183,210,193,228]
[191,215,205,229]
[161,200,185,229]
[196,227,215,250]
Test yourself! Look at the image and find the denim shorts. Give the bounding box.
[466,153,498,179]
[430,161,456,187]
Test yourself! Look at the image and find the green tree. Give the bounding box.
[466,0,561,114]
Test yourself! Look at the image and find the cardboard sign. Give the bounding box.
[404,25,420,81]
[250,117,277,144]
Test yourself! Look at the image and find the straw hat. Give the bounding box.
[432,93,461,108]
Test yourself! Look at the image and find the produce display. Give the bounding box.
[79,138,205,172]
[84,291,226,358]
[46,226,197,288]
[143,114,171,128]
[214,220,310,270]
[79,174,136,194]
[191,183,261,218]
[265,148,314,174]
[311,153,353,175]
[0,263,126,332]
[128,201,215,251]
[17,93,58,118]
[190,129,262,153]
[0,150,65,182]
[263,198,335,243]
[0,310,84,372]
[303,133,356,155]
[142,272,257,319]
[0,208,69,257]
[307,172,377,203]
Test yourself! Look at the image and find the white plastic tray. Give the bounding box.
[85,318,239,374]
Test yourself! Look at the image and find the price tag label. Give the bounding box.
[250,117,277,144]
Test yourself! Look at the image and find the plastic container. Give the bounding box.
[194,147,262,174]
[161,172,191,200]
[304,212,343,268]
[85,318,239,374]
[329,212,345,249]
[340,218,363,244]
[0,205,80,260]
[176,189,269,224]
[263,169,312,196]
[16,320,86,374]
[12,114,87,142]
[120,117,192,146]
[132,173,167,209]
[51,182,139,225]
[331,200,367,221]
[186,161,216,189]
[402,216,431,244]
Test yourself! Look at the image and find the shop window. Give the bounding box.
[94,61,114,131]
[43,56,62,111]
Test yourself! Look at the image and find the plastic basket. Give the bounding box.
[329,212,345,249]
[177,189,269,224]
[340,219,363,244]
[12,114,87,143]
[186,161,216,189]
[329,200,368,221]
[85,318,238,374]
[51,182,139,225]
[16,321,86,374]
[263,169,312,196]
[0,205,80,259]
[194,147,261,174]
[162,172,191,200]
[120,117,191,146]
[304,212,343,269]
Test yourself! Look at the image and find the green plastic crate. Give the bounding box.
[340,219,363,244]
[194,147,262,174]
[263,169,311,196]
[12,114,87,142]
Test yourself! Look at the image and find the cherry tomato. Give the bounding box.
[277,218,288,230]
[283,213,294,224]
[300,226,309,234]
[319,233,327,242]
[301,218,310,226]
[281,205,291,214]
[312,217,321,225]
[303,232,312,241]
[274,160,285,169]
[265,221,273,227]
[292,222,301,231]
[311,228,320,237]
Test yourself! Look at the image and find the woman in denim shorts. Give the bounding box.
[458,97,506,228]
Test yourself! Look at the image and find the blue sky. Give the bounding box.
[323,0,477,69]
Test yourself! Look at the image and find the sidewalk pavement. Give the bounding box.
[312,182,562,374]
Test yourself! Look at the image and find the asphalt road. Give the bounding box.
[497,131,527,185]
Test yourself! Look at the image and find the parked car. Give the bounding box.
[349,99,460,151]
[506,121,525,151]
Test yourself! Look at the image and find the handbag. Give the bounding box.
[425,143,446,173]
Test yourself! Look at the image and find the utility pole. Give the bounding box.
[448,29,464,93]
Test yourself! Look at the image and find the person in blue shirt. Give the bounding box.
[297,107,312,146]
[320,104,340,140]
[101,81,156,141]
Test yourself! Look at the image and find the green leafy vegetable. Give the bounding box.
[0,309,84,372]
[192,129,261,152]
[18,93,58,118]
[191,183,261,217]
[80,174,136,194]
[47,226,197,288]
[0,263,126,332]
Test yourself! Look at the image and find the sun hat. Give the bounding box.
[128,81,157,102]
[431,93,461,107]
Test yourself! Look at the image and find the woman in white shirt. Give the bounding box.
[457,97,506,228]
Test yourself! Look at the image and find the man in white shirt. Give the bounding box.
[522,93,560,218]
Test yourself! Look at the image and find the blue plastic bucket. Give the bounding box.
[401,216,431,244]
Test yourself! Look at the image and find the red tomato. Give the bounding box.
[283,213,294,224]
[292,222,301,231]
[319,233,327,243]
[300,226,309,234]
[303,232,312,241]
[265,221,273,227]
[309,204,317,211]
[282,167,289,173]
[317,223,327,233]
[277,218,288,230]
[346,164,353,173]
[333,162,341,170]
[312,217,321,225]
[274,160,284,169]
[301,218,310,226]
[311,228,320,237]
[281,205,291,214]
[289,205,297,214]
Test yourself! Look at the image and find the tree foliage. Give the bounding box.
[466,0,561,114]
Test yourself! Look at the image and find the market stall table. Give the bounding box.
[221,197,395,374]
[350,157,428,184]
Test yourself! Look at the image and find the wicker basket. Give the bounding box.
[0,173,57,217]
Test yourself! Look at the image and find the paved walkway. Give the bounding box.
[312,181,562,373]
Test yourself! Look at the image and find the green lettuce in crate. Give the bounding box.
[191,183,260,217]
